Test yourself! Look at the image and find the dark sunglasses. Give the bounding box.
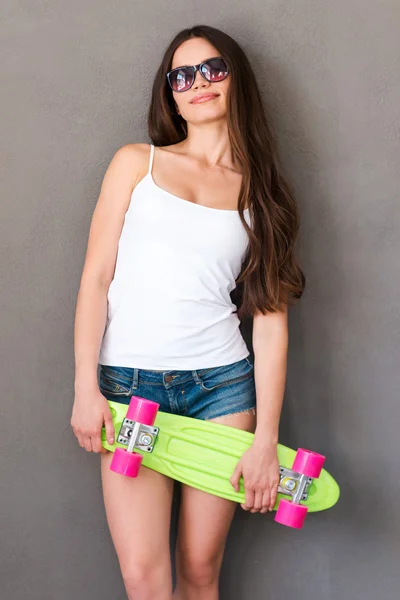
[166,56,229,93]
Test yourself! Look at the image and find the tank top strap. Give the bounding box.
[147,143,155,175]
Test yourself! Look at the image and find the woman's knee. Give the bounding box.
[121,560,172,600]
[177,550,222,588]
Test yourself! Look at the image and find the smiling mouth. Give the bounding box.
[191,95,219,104]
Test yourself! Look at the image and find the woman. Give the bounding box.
[71,24,305,600]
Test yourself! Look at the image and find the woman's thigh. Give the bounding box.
[175,410,256,582]
[101,451,174,583]
[97,366,174,591]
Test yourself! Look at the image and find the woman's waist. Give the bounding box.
[99,323,248,370]
[104,307,241,343]
[107,293,237,324]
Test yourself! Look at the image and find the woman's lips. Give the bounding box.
[191,94,219,104]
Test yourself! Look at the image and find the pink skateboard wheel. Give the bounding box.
[292,448,325,479]
[126,396,160,426]
[275,499,308,529]
[110,447,143,477]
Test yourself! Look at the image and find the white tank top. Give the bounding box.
[98,144,252,370]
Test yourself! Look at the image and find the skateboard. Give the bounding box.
[101,395,340,529]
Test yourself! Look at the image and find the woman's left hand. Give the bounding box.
[230,442,280,513]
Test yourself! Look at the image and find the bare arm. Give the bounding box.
[230,306,288,513]
[71,143,147,452]
[252,307,288,448]
[74,145,139,390]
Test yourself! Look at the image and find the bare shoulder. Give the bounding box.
[106,142,151,187]
[93,142,152,220]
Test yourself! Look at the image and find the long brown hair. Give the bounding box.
[148,24,305,319]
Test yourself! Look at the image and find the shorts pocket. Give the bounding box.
[197,357,254,392]
[99,365,132,397]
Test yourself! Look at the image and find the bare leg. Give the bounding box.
[173,411,256,600]
[101,451,174,600]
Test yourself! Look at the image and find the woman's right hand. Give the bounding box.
[70,385,115,453]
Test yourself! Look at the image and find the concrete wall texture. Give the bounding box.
[1,1,399,599]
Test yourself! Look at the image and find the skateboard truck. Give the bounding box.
[109,397,161,478]
[274,449,326,528]
[278,467,313,502]
[117,417,159,453]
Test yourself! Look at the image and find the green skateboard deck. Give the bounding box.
[102,399,340,513]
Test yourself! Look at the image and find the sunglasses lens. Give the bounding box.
[201,57,229,82]
[167,57,228,92]
[168,67,194,92]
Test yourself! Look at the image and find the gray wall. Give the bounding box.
[1,1,399,599]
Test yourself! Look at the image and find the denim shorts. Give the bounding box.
[98,356,256,421]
